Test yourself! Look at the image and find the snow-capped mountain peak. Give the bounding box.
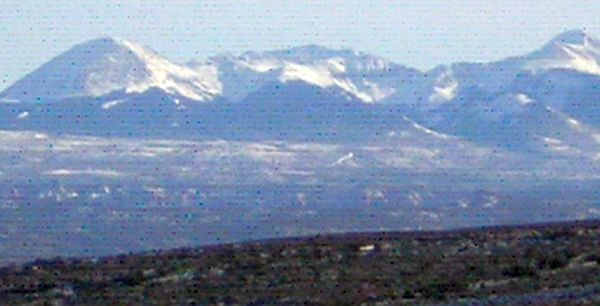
[523,29,600,75]
[548,29,593,46]
[1,37,221,102]
[188,44,412,103]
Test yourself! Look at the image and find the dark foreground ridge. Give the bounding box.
[2,220,600,305]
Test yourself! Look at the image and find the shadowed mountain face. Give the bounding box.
[1,30,600,263]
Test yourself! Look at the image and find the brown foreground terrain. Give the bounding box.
[1,220,600,305]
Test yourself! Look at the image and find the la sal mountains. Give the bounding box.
[1,30,599,149]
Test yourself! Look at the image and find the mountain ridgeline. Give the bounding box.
[1,30,600,148]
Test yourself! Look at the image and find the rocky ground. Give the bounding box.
[1,220,600,305]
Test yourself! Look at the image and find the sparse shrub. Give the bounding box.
[416,279,467,301]
[585,253,600,264]
[564,246,579,259]
[419,283,447,300]
[537,253,568,270]
[548,256,568,270]
[502,264,536,278]
[402,288,415,299]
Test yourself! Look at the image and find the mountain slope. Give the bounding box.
[416,29,600,152]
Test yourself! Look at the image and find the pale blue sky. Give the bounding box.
[1,0,599,90]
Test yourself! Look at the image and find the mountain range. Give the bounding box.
[1,30,600,151]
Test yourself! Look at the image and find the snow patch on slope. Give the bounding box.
[402,116,451,139]
[102,99,125,110]
[115,40,222,100]
[428,68,459,104]
[279,62,375,102]
[44,169,124,177]
[331,152,359,167]
[516,93,533,105]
